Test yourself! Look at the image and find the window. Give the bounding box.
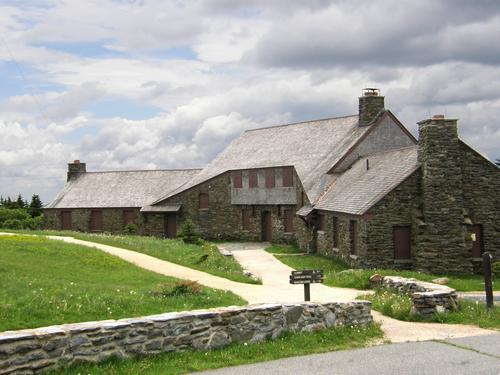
[284,209,294,233]
[318,214,325,231]
[199,193,209,210]
[350,220,357,255]
[265,168,275,188]
[249,169,258,188]
[242,208,251,230]
[232,170,243,188]
[61,211,72,230]
[90,210,103,231]
[282,167,294,187]
[471,224,484,257]
[332,216,339,247]
[123,210,136,226]
[393,226,411,259]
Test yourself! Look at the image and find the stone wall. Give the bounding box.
[378,276,458,318]
[0,302,372,374]
[459,142,500,266]
[416,118,472,274]
[159,170,308,243]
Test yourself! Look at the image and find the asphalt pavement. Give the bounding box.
[199,334,500,375]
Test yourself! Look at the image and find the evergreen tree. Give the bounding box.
[28,194,43,217]
[6,197,12,209]
[15,194,25,209]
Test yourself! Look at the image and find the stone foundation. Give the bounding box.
[0,301,372,374]
[379,276,458,318]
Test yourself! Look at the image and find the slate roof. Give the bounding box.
[314,146,419,215]
[45,169,200,209]
[155,115,370,204]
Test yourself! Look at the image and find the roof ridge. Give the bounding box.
[84,168,202,174]
[244,114,358,133]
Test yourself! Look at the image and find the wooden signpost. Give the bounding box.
[289,269,324,301]
[483,252,494,309]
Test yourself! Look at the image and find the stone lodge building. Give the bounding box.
[44,89,500,274]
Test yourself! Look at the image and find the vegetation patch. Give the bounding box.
[51,324,383,375]
[0,235,245,332]
[360,288,500,330]
[1,230,261,284]
[268,245,498,292]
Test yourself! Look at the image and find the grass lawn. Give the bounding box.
[360,289,500,330]
[0,235,245,332]
[1,229,259,284]
[51,324,383,375]
[267,245,498,292]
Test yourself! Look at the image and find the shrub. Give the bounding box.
[177,219,202,245]
[152,281,202,297]
[492,262,500,279]
[0,208,42,229]
[124,223,138,235]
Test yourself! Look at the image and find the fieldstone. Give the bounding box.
[369,273,384,287]
[432,277,449,285]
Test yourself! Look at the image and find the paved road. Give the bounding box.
[199,334,500,375]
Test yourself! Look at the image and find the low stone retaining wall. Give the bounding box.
[0,301,372,374]
[378,276,458,317]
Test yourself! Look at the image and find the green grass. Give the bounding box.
[265,244,305,254]
[0,229,260,284]
[51,324,383,375]
[0,235,245,331]
[360,288,500,330]
[268,245,498,292]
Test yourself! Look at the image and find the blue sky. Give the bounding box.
[1,0,499,202]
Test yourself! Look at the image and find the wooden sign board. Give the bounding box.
[289,270,324,284]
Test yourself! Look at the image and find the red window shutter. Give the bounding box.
[199,193,209,209]
[232,170,243,188]
[318,215,325,231]
[123,210,136,225]
[282,167,294,187]
[61,211,72,230]
[265,168,275,188]
[249,169,258,188]
[90,210,103,231]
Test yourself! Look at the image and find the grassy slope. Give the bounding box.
[360,289,500,330]
[0,230,259,284]
[0,235,245,331]
[52,324,383,375]
[267,245,498,292]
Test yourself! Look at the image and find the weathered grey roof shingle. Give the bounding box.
[314,146,419,215]
[155,115,369,204]
[45,169,200,209]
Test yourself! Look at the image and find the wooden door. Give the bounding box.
[261,211,272,241]
[90,210,103,232]
[393,226,411,259]
[471,224,484,257]
[123,210,136,226]
[61,211,72,230]
[165,213,177,239]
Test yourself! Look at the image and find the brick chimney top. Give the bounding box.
[73,159,80,164]
[362,88,380,97]
[67,160,86,181]
[432,114,445,120]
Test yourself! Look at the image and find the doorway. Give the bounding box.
[165,213,177,239]
[261,211,272,241]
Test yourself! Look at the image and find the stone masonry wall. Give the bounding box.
[0,302,372,374]
[378,276,458,318]
[416,118,472,274]
[159,170,308,243]
[362,171,421,269]
[459,142,500,266]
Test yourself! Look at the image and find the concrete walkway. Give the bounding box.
[1,233,497,343]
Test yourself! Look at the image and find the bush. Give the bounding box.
[492,262,500,279]
[0,208,42,229]
[152,281,202,297]
[177,219,202,244]
[124,223,138,235]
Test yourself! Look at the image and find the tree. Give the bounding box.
[28,194,43,217]
[15,194,25,209]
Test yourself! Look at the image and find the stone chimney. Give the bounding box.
[67,160,86,181]
[415,115,472,274]
[358,88,385,126]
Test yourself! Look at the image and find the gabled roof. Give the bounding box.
[155,114,371,204]
[314,146,419,215]
[45,169,200,209]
